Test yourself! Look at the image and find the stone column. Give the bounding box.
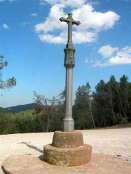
[60,13,80,131]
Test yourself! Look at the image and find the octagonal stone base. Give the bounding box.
[44,131,92,166]
[2,154,131,174]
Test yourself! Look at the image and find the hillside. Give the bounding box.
[6,103,36,113]
[0,107,6,112]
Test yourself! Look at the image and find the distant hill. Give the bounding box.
[0,107,6,112]
[6,103,36,113]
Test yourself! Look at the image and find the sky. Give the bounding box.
[0,0,131,107]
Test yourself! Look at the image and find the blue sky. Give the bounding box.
[0,0,131,107]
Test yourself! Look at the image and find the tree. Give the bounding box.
[93,80,113,127]
[119,75,129,123]
[73,83,93,129]
[0,55,16,89]
[33,91,49,132]
[128,82,131,121]
[107,75,120,124]
[33,91,64,132]
[93,75,131,127]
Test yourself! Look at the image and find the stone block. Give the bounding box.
[52,131,84,148]
[44,144,92,166]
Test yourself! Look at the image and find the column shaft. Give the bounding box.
[64,67,74,131]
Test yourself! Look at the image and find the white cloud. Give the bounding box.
[39,32,66,44]
[35,4,65,33]
[72,31,96,44]
[109,47,131,65]
[96,45,131,66]
[40,0,86,8]
[72,6,119,31]
[98,45,118,58]
[35,1,120,44]
[2,23,9,29]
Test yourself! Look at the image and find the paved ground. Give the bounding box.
[2,154,131,174]
[0,128,131,174]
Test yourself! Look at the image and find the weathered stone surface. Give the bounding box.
[2,154,131,174]
[44,144,92,166]
[44,131,92,166]
[52,131,84,148]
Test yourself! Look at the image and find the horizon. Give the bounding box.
[0,0,131,107]
[1,73,130,108]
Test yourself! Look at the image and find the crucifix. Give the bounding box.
[60,13,80,131]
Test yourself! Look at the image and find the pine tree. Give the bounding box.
[73,83,93,129]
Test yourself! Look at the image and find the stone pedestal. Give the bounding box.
[44,131,92,166]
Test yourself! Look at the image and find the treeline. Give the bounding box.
[74,75,131,129]
[0,74,131,134]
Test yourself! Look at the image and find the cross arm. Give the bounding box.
[72,20,80,26]
[60,17,80,26]
[59,17,68,23]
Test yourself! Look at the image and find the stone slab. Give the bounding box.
[44,144,92,166]
[2,154,131,174]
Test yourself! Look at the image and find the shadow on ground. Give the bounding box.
[20,142,43,153]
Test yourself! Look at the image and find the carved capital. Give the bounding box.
[64,48,75,68]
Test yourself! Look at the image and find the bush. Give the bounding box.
[119,116,128,125]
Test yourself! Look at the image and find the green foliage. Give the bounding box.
[93,80,114,127]
[0,74,131,134]
[119,116,128,124]
[0,55,16,89]
[73,83,93,129]
[93,75,131,128]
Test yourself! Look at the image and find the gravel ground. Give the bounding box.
[0,128,131,174]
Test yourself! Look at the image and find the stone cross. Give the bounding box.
[60,13,80,131]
